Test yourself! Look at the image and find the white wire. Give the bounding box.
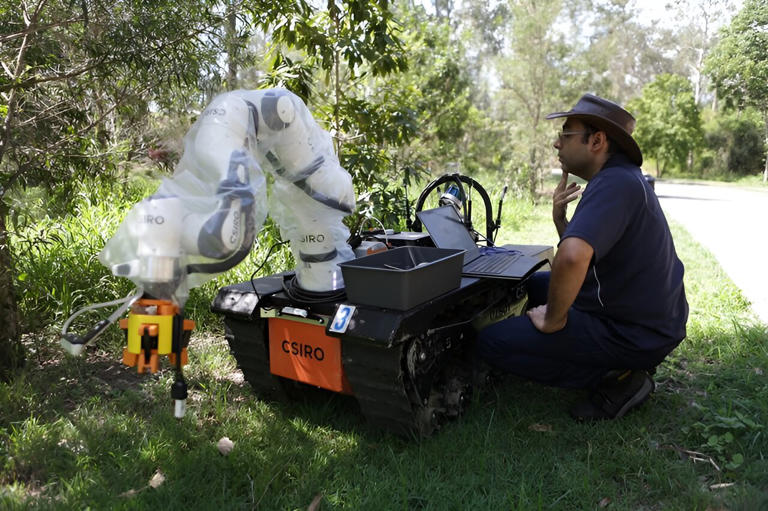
[593,266,605,308]
[358,215,389,246]
[61,287,144,336]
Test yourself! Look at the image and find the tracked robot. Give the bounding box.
[61,88,551,436]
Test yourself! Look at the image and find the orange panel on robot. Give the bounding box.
[268,318,352,394]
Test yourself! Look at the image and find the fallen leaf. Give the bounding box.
[218,436,235,456]
[709,483,735,490]
[149,470,165,488]
[307,493,323,511]
[599,497,611,507]
[119,488,140,498]
[528,423,553,432]
[755,367,763,375]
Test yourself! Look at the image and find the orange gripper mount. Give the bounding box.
[119,299,195,374]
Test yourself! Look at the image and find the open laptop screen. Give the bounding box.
[417,206,478,252]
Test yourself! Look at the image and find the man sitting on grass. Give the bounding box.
[477,93,689,421]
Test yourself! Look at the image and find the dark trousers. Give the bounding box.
[476,272,671,389]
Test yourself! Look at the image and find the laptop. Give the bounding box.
[416,206,546,280]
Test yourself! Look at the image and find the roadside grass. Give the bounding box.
[2,180,768,509]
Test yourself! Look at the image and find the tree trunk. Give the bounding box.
[763,148,767,183]
[528,146,538,202]
[763,111,768,183]
[225,1,238,90]
[688,150,695,175]
[0,207,25,381]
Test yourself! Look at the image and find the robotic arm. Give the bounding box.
[62,89,356,416]
[100,88,355,305]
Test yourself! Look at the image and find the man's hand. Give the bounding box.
[526,304,567,333]
[553,171,582,237]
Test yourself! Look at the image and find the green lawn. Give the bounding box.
[2,190,767,510]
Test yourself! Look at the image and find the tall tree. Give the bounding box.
[668,0,735,104]
[252,0,411,225]
[253,0,407,130]
[576,0,677,105]
[627,74,703,177]
[386,4,475,169]
[0,0,221,379]
[496,0,570,198]
[705,0,768,181]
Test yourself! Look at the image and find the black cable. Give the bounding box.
[250,240,289,300]
[249,239,346,306]
[473,230,495,247]
[281,275,347,305]
[404,174,412,230]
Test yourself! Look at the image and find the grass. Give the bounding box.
[2,177,768,510]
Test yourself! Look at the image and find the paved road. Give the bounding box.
[655,181,768,324]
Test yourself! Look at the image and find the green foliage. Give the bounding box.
[333,89,421,224]
[704,0,768,180]
[495,0,572,196]
[0,0,415,372]
[0,0,227,369]
[253,0,408,108]
[705,0,768,113]
[255,0,407,86]
[572,0,677,105]
[9,178,153,331]
[683,407,761,471]
[627,74,703,177]
[0,0,221,198]
[697,108,766,177]
[257,2,488,229]
[250,0,419,228]
[358,5,478,179]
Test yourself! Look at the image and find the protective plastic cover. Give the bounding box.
[100,89,356,305]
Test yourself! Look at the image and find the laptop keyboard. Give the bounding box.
[464,252,522,273]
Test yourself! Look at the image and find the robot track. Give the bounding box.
[216,275,528,437]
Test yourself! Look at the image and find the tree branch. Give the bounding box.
[1,61,14,80]
[0,16,84,44]
[0,0,48,167]
[1,74,157,201]
[0,59,106,94]
[15,98,71,128]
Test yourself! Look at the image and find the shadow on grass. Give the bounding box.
[1,337,370,509]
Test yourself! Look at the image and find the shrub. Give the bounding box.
[696,108,766,177]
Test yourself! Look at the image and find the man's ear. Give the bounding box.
[591,131,608,152]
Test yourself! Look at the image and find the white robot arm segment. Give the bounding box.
[100,89,356,304]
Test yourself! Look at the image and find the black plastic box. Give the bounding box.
[339,246,464,310]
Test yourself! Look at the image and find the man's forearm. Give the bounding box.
[544,237,593,328]
[554,215,568,238]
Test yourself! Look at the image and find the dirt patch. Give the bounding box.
[15,333,150,415]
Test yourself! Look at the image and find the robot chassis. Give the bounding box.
[214,245,546,437]
[61,88,552,436]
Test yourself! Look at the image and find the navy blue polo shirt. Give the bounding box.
[561,153,688,351]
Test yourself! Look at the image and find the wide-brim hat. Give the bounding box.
[546,93,643,166]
